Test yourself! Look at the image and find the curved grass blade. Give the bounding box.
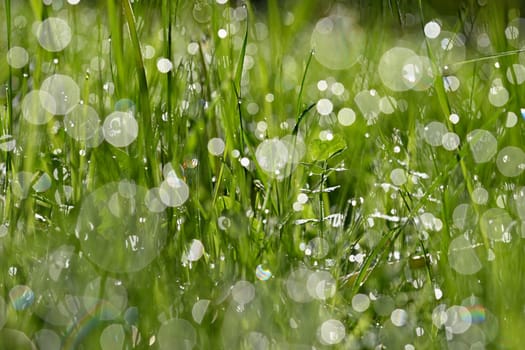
[296,50,314,119]
[122,0,160,185]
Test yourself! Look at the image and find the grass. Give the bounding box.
[1,0,525,349]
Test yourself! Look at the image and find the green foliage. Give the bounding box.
[0,0,524,349]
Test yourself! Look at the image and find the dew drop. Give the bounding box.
[488,84,509,107]
[36,17,72,52]
[504,112,517,128]
[423,121,447,147]
[40,74,81,115]
[186,239,204,262]
[156,58,173,73]
[391,309,408,327]
[6,46,29,69]
[352,293,370,312]
[231,280,255,305]
[442,132,460,151]
[318,319,345,345]
[316,98,333,116]
[100,324,125,350]
[337,107,356,126]
[9,285,34,311]
[102,111,139,147]
[21,90,55,125]
[424,21,441,39]
[255,264,272,281]
[390,168,407,186]
[506,64,525,84]
[448,235,482,275]
[207,137,226,156]
[192,299,210,324]
[467,129,497,163]
[64,104,100,141]
[496,146,525,177]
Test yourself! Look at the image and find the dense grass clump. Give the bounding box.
[1,0,525,349]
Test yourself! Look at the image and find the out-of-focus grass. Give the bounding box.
[0,0,524,349]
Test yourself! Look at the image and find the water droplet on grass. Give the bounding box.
[390,168,407,186]
[40,74,80,115]
[21,90,55,125]
[506,111,518,127]
[159,177,189,207]
[355,90,380,123]
[286,268,313,303]
[352,293,370,312]
[423,121,447,147]
[434,288,443,300]
[317,80,328,91]
[84,277,127,320]
[64,104,100,141]
[467,129,497,163]
[36,17,72,52]
[186,239,204,261]
[424,20,441,39]
[192,299,210,324]
[316,98,333,115]
[480,208,513,241]
[193,2,212,23]
[142,44,155,59]
[306,270,336,300]
[103,111,138,147]
[9,285,34,310]
[442,132,460,150]
[472,187,489,205]
[218,28,228,38]
[379,96,397,114]
[445,305,472,334]
[255,138,289,177]
[331,82,345,95]
[311,16,363,70]
[448,235,482,275]
[496,146,525,177]
[379,47,421,91]
[255,264,272,281]
[231,280,255,305]
[444,75,460,92]
[432,304,447,329]
[76,182,167,272]
[505,25,519,40]
[187,42,199,55]
[145,187,166,213]
[218,216,231,230]
[100,324,125,350]
[318,319,345,345]
[6,46,29,68]
[506,64,525,84]
[157,58,173,73]
[32,172,52,192]
[208,137,225,156]
[391,309,408,327]
[488,83,509,107]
